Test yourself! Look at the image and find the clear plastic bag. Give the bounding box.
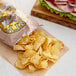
[0,0,39,46]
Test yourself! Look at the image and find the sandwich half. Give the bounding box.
[31,0,76,29]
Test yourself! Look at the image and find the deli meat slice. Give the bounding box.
[55,0,76,13]
[46,0,56,5]
[46,0,76,13]
[55,0,68,2]
[74,7,76,12]
[57,4,73,12]
[55,0,68,5]
[73,0,76,12]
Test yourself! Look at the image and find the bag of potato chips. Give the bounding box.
[0,0,38,47]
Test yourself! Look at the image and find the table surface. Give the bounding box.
[0,0,76,76]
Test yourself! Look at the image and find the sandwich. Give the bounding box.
[31,0,76,29]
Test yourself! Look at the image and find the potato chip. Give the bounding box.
[37,36,45,43]
[58,40,64,49]
[33,42,42,51]
[33,30,46,38]
[50,41,63,59]
[42,50,51,59]
[39,30,47,37]
[23,50,36,58]
[48,58,58,63]
[28,64,36,73]
[33,36,45,51]
[21,44,33,50]
[39,60,48,69]
[42,37,57,50]
[18,51,24,60]
[15,60,26,69]
[32,30,40,36]
[30,54,41,66]
[38,47,43,55]
[14,45,25,51]
[21,58,29,65]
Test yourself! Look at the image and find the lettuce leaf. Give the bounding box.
[40,0,76,21]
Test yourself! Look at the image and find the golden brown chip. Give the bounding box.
[42,50,51,59]
[42,37,57,50]
[33,42,42,51]
[18,51,24,60]
[38,47,43,55]
[30,54,41,66]
[39,60,48,69]
[33,36,45,51]
[39,30,47,37]
[23,50,36,58]
[28,64,36,73]
[50,41,63,59]
[21,44,34,50]
[48,58,58,63]
[14,45,25,51]
[15,60,26,69]
[21,58,29,65]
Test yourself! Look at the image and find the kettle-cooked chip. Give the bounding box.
[48,58,58,63]
[30,54,41,66]
[23,50,36,58]
[28,65,36,73]
[33,42,42,51]
[15,60,26,69]
[14,45,25,51]
[18,51,24,60]
[42,37,57,50]
[21,58,29,65]
[42,50,52,59]
[38,47,43,55]
[21,44,34,50]
[39,60,48,69]
[50,41,64,59]
[33,36,45,51]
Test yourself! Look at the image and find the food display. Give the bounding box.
[0,0,68,76]
[14,30,64,72]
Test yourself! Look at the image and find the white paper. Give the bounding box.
[0,57,22,76]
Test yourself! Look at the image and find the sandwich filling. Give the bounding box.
[40,0,76,20]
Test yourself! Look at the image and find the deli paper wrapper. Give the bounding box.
[0,26,69,76]
[0,57,22,76]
